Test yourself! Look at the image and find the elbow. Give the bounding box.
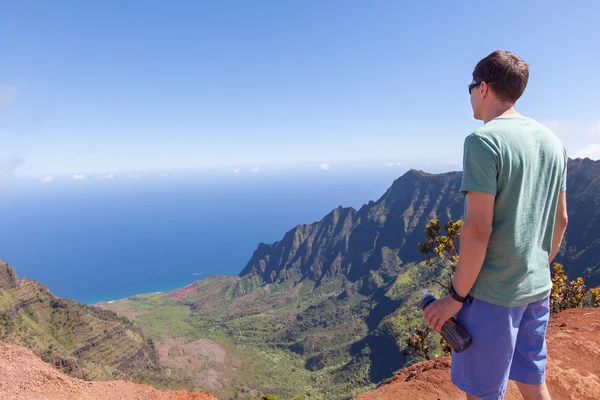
[559,214,569,228]
[462,223,493,241]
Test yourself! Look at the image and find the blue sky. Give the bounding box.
[1,0,599,178]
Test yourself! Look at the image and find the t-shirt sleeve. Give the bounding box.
[560,147,568,192]
[460,134,498,195]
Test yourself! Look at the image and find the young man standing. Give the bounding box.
[424,50,568,400]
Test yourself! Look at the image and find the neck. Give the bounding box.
[481,103,520,124]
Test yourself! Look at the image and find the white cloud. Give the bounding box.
[40,176,54,183]
[96,174,115,179]
[127,173,140,178]
[574,144,600,160]
[396,162,403,166]
[385,163,394,167]
[71,174,85,180]
[160,173,168,177]
[319,163,331,170]
[249,167,259,173]
[233,168,241,174]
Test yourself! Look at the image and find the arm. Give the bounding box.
[424,133,498,333]
[549,191,568,263]
[424,191,495,333]
[452,192,495,298]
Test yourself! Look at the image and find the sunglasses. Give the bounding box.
[468,81,482,94]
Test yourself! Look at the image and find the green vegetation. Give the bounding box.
[104,255,450,399]
[112,275,371,399]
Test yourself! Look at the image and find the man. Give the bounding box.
[424,50,568,400]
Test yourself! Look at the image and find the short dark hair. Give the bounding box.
[473,50,529,103]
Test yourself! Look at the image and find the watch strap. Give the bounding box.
[449,283,467,303]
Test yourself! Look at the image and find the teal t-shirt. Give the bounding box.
[461,116,567,307]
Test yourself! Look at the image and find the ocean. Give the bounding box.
[0,169,407,304]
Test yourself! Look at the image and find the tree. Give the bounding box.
[402,327,431,360]
[418,219,463,290]
[406,219,463,359]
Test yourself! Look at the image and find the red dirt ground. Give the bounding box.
[0,342,218,400]
[355,308,600,400]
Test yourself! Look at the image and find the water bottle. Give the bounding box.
[417,289,472,353]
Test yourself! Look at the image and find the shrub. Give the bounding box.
[550,263,588,313]
[590,287,600,308]
[402,327,431,360]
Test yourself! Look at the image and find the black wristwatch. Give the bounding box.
[449,283,467,303]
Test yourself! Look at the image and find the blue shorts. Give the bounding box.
[451,295,550,400]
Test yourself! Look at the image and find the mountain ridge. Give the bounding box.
[241,158,600,288]
[240,168,464,288]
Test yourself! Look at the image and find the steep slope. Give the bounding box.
[241,169,463,286]
[354,308,600,400]
[557,157,600,287]
[0,261,162,382]
[0,341,217,400]
[240,206,357,285]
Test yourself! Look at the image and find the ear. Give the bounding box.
[480,81,490,98]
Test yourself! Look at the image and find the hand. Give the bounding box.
[423,295,463,333]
